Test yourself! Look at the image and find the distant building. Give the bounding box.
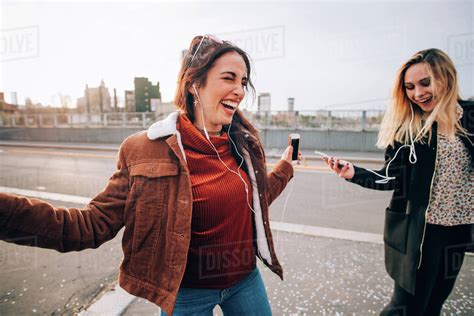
[77,80,112,113]
[150,98,161,112]
[125,90,135,112]
[56,94,72,108]
[23,97,45,109]
[288,97,295,112]
[156,101,176,117]
[0,92,18,113]
[25,97,33,107]
[258,93,271,112]
[134,77,161,112]
[10,92,18,106]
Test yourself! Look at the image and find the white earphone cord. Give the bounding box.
[314,104,423,184]
[193,87,256,214]
[365,104,424,183]
[194,86,297,249]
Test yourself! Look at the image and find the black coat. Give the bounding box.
[349,100,473,295]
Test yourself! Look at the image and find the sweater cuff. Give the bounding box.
[346,165,364,183]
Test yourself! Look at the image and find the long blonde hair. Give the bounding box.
[377,48,467,148]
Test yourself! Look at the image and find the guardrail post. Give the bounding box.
[103,113,108,127]
[53,114,58,127]
[327,111,332,130]
[361,110,367,131]
[142,113,146,128]
[122,113,126,127]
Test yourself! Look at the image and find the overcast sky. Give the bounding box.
[1,0,473,111]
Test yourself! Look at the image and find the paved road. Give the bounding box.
[0,145,390,234]
[0,145,472,315]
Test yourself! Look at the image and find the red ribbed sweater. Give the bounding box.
[178,114,256,289]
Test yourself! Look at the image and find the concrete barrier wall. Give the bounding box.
[0,128,142,144]
[260,129,380,152]
[0,127,382,152]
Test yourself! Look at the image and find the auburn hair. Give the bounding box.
[174,36,268,192]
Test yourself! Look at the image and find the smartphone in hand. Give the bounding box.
[289,133,300,162]
[314,150,345,168]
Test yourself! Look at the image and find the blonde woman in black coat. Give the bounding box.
[325,49,473,315]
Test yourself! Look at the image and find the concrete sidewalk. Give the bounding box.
[0,140,384,164]
[119,230,473,315]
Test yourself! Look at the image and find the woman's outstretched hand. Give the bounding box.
[323,156,355,180]
[281,146,303,165]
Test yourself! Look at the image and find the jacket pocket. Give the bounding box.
[130,162,179,178]
[384,207,410,254]
[128,161,179,206]
[128,161,179,280]
[166,232,188,270]
[129,203,161,281]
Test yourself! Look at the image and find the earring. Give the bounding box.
[194,99,198,106]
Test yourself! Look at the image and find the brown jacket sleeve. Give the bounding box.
[0,145,129,252]
[266,160,294,205]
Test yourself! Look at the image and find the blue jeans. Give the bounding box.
[162,267,272,316]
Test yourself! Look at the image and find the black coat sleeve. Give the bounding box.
[347,142,408,191]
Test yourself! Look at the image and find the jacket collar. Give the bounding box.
[147,110,255,143]
[147,111,181,140]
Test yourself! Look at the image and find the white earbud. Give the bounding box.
[192,84,210,141]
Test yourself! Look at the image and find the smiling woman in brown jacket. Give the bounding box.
[0,35,299,315]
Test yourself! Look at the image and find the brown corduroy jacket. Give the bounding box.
[0,111,294,315]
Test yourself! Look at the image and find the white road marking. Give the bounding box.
[0,186,90,204]
[78,284,138,316]
[270,221,383,244]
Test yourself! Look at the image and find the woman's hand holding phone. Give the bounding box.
[323,156,355,180]
[283,133,302,165]
[281,146,303,165]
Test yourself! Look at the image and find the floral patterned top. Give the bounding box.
[425,131,473,226]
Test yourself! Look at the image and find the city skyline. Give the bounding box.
[1,1,473,110]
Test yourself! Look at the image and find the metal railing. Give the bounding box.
[0,110,385,131]
[0,112,159,128]
[246,110,384,131]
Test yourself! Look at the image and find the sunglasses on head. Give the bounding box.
[185,34,224,69]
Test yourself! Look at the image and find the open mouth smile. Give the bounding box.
[220,100,238,114]
[416,96,433,104]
